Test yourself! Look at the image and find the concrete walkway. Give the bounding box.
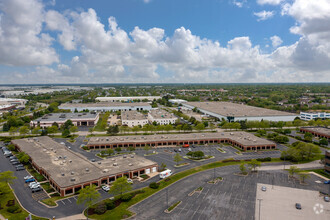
[0,214,6,220]
[57,214,86,220]
[259,160,323,171]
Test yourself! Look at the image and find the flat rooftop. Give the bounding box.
[149,109,176,119]
[184,102,296,117]
[301,127,330,136]
[87,131,274,147]
[33,113,98,122]
[12,137,156,188]
[59,102,150,108]
[122,111,147,121]
[96,96,161,101]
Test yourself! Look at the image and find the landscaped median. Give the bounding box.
[86,158,282,220]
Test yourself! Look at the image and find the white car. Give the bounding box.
[29,182,40,188]
[24,175,34,180]
[127,178,133,184]
[102,185,110,192]
[30,184,41,189]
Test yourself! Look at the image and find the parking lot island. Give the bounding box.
[86,131,276,151]
[11,137,158,197]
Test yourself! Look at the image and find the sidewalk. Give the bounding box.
[259,160,323,171]
[57,214,86,220]
[0,214,6,220]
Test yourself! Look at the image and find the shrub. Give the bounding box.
[94,202,106,215]
[149,182,159,189]
[256,157,271,162]
[121,193,133,202]
[105,200,116,210]
[7,205,20,213]
[82,146,89,150]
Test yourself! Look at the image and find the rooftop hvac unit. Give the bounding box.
[113,163,118,166]
[106,138,109,141]
[103,169,108,173]
[111,158,115,161]
[71,171,74,175]
[69,160,72,163]
[128,163,133,166]
[71,178,75,182]
[54,150,56,153]
[61,173,65,176]
[85,168,89,172]
[98,162,101,164]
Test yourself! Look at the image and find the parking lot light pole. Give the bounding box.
[257,199,262,220]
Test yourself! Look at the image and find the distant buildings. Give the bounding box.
[58,102,152,112]
[300,112,330,121]
[121,111,148,127]
[0,98,27,106]
[30,113,99,128]
[96,96,161,102]
[148,109,177,125]
[182,102,297,122]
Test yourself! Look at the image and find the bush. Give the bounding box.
[105,200,116,210]
[121,193,133,202]
[149,182,159,189]
[7,205,20,213]
[7,144,16,151]
[256,157,271,162]
[94,202,107,215]
[82,146,89,150]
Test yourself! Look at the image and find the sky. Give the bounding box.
[0,0,329,84]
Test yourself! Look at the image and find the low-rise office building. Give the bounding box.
[30,113,99,128]
[11,137,158,197]
[121,111,148,127]
[96,96,161,102]
[182,102,297,122]
[148,109,177,125]
[300,127,330,140]
[59,102,151,112]
[300,112,330,120]
[86,132,276,151]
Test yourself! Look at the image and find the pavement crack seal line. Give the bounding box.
[7,183,49,219]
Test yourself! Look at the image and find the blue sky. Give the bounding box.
[0,0,329,83]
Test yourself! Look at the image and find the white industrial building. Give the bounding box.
[96,96,161,102]
[0,98,27,106]
[300,112,330,121]
[121,111,148,127]
[182,102,298,122]
[148,109,177,125]
[59,102,152,112]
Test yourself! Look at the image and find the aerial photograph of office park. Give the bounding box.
[0,0,330,220]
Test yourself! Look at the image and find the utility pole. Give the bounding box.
[257,199,263,220]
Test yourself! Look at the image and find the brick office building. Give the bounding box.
[300,127,330,140]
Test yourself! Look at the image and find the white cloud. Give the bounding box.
[0,0,59,66]
[257,0,284,5]
[254,10,275,21]
[232,0,247,8]
[143,0,151,3]
[270,35,283,47]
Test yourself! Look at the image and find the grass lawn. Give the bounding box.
[40,182,55,193]
[167,201,181,212]
[302,169,330,179]
[94,112,110,132]
[25,165,46,182]
[0,184,47,220]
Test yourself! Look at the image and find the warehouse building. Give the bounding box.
[300,112,330,120]
[182,102,297,122]
[300,127,330,140]
[96,96,161,102]
[86,132,275,151]
[11,137,158,197]
[59,102,152,112]
[148,109,177,125]
[121,111,148,127]
[0,98,27,106]
[30,112,99,128]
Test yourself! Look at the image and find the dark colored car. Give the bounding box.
[11,161,21,165]
[295,203,302,210]
[16,166,25,171]
[31,187,42,193]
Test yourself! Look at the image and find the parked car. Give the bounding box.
[178,149,182,152]
[28,181,39,187]
[31,187,43,193]
[30,184,41,189]
[191,145,196,148]
[16,164,24,168]
[25,178,35,183]
[24,175,34,180]
[173,149,177,152]
[9,156,17,160]
[102,185,110,192]
[10,158,19,162]
[4,152,12,157]
[127,178,133,184]
[11,161,21,165]
[324,196,330,202]
[261,186,267,191]
[16,166,25,171]
[295,203,302,210]
[324,180,330,184]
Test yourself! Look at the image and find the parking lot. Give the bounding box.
[130,167,330,220]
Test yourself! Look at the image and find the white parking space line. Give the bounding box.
[67,198,72,203]
[73,196,77,201]
[61,200,65,205]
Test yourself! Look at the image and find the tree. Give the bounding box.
[115,147,122,153]
[173,153,183,165]
[128,146,135,152]
[248,159,261,172]
[304,132,313,142]
[195,123,205,132]
[109,176,132,197]
[17,152,30,164]
[76,185,100,220]
[47,125,58,134]
[106,148,114,156]
[31,127,41,135]
[298,172,310,184]
[107,125,119,135]
[159,163,167,171]
[288,166,299,178]
[239,163,247,175]
[62,129,70,138]
[164,124,173,133]
[63,119,73,130]
[69,126,78,136]
[9,127,17,135]
[132,126,140,134]
[319,138,328,146]
[0,171,17,184]
[144,145,151,155]
[19,126,29,135]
